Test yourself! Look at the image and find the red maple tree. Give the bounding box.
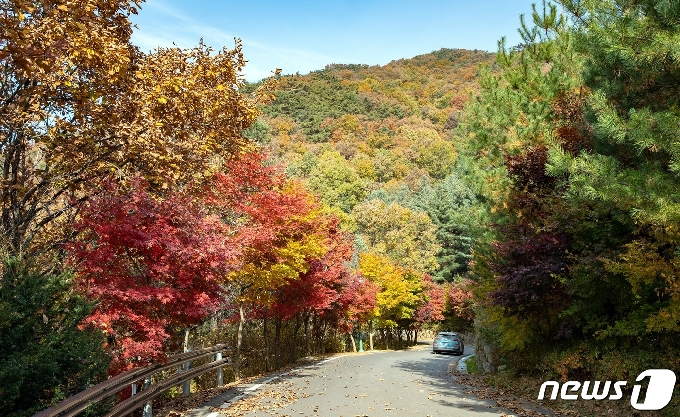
[414,275,446,324]
[69,176,237,372]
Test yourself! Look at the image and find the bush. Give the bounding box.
[0,259,110,417]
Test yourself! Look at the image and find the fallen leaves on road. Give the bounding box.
[154,384,236,416]
[212,381,309,417]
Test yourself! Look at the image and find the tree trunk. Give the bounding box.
[369,321,374,351]
[314,312,320,354]
[236,303,245,381]
[263,308,270,372]
[414,329,418,345]
[315,313,324,354]
[321,322,327,354]
[292,314,302,361]
[304,313,311,357]
[274,317,281,370]
[350,331,357,352]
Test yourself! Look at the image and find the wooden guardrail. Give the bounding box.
[34,344,231,417]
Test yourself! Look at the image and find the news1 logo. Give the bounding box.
[538,369,677,411]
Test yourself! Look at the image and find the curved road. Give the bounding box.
[196,343,553,417]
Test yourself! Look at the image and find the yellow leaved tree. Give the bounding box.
[0,0,273,268]
[358,253,424,348]
[352,199,440,273]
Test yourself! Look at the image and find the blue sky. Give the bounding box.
[130,0,539,82]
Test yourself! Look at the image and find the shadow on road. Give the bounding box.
[392,353,500,414]
[392,348,555,416]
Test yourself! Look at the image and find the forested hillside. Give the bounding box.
[245,48,493,286]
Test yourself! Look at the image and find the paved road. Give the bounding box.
[195,343,553,417]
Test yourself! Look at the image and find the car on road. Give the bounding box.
[432,331,464,355]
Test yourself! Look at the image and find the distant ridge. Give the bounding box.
[245,47,494,188]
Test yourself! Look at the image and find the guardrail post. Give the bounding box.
[216,351,223,386]
[142,377,152,417]
[182,331,191,398]
[182,360,191,396]
[131,382,137,396]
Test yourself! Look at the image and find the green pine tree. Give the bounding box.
[0,259,110,417]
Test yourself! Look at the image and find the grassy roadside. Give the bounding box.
[465,355,479,374]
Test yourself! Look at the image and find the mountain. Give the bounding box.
[243,48,494,281]
[245,48,494,197]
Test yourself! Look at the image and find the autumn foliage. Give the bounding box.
[68,177,235,371]
[270,217,355,320]
[0,0,268,261]
[413,275,445,324]
[67,150,397,373]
